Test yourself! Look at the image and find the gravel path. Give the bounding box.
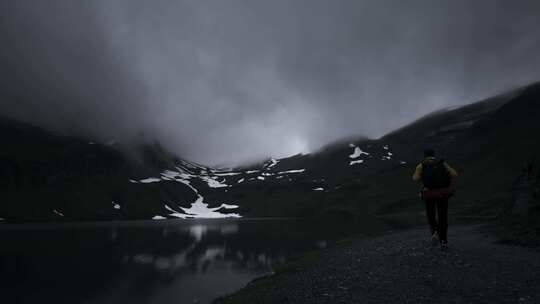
[216,225,540,303]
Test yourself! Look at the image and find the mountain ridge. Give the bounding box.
[1,80,539,222]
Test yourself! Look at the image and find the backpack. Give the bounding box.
[421,159,451,189]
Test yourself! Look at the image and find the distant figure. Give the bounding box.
[412,148,458,250]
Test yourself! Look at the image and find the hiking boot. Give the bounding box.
[440,240,448,251]
[431,231,439,246]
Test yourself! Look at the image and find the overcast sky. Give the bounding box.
[1,1,539,165]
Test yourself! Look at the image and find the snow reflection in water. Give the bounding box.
[0,218,388,304]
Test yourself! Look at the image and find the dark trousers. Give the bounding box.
[424,197,449,242]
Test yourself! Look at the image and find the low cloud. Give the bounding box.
[1,1,539,165]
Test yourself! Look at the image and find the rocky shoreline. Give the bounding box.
[216,224,540,303]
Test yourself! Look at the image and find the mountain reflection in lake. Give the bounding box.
[0,218,388,304]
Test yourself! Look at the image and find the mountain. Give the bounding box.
[215,81,540,218]
[0,118,240,221]
[1,81,539,222]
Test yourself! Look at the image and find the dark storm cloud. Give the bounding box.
[0,2,150,140]
[1,1,540,165]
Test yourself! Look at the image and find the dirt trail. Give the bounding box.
[217,224,540,303]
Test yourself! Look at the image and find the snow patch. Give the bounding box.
[169,169,197,182]
[237,178,245,183]
[161,167,229,188]
[166,179,241,219]
[349,146,369,159]
[180,197,241,219]
[136,166,242,219]
[277,169,306,174]
[53,209,64,217]
[214,172,241,176]
[218,204,239,209]
[139,178,161,183]
[257,176,265,181]
[112,202,121,210]
[152,215,166,220]
[164,205,189,219]
[161,170,181,179]
[350,160,365,165]
[313,188,324,191]
[129,179,139,183]
[265,158,279,169]
[383,145,389,150]
[246,170,259,174]
[199,176,229,188]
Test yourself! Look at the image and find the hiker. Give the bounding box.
[412,148,458,249]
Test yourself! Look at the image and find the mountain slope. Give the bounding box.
[1,81,539,222]
[0,118,239,221]
[218,81,540,218]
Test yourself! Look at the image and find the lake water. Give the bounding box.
[0,218,389,304]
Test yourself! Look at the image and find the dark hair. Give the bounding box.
[424,147,435,157]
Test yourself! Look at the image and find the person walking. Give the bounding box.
[413,148,458,250]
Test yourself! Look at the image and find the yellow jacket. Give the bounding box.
[412,157,458,183]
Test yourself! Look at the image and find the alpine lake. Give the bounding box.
[0,217,391,303]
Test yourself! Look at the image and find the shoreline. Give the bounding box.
[215,223,540,303]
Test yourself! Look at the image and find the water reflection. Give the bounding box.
[0,218,387,304]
